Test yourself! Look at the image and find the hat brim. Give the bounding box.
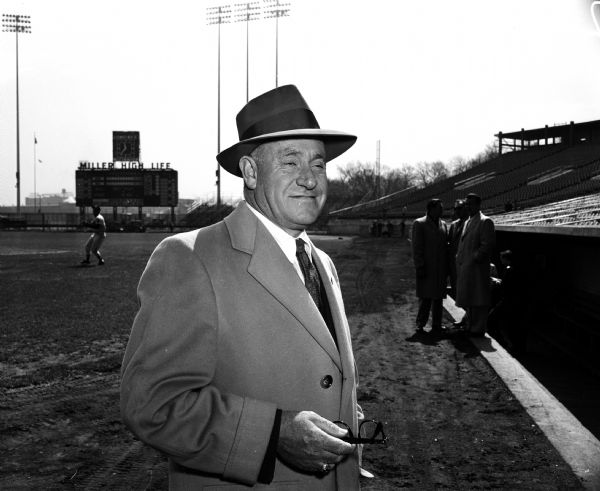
[217,129,357,177]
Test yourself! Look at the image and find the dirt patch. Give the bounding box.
[0,233,584,489]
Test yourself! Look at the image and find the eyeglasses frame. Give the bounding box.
[333,419,388,444]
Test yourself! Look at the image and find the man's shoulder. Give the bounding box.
[158,222,228,255]
[480,213,495,224]
[312,241,331,261]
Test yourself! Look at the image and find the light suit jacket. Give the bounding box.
[120,202,361,490]
[455,211,496,307]
[447,218,466,292]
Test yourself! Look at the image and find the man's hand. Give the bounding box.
[277,410,355,473]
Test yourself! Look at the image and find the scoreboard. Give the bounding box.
[76,168,178,207]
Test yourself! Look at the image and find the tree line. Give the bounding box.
[326,141,498,212]
[185,141,498,226]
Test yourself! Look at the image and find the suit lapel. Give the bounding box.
[425,217,446,241]
[454,220,465,241]
[462,214,478,239]
[227,203,342,371]
[312,252,352,360]
[468,213,481,236]
[312,250,357,416]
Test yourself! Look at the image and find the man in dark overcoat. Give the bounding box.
[411,199,449,333]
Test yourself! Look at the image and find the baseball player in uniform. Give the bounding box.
[81,205,106,265]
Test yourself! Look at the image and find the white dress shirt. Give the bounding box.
[247,202,314,285]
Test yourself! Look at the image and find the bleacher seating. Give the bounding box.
[493,192,600,227]
[330,142,600,219]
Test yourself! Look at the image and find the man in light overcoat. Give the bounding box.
[120,85,364,490]
[448,199,468,299]
[455,193,496,336]
[411,199,449,333]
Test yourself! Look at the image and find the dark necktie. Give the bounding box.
[295,238,337,346]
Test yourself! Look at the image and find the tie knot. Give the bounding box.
[296,238,306,255]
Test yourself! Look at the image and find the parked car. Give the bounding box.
[0,215,27,229]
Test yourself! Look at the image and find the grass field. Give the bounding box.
[0,231,400,489]
[0,231,584,490]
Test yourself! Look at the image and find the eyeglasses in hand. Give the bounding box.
[334,419,387,444]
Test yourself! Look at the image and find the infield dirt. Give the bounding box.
[0,231,583,489]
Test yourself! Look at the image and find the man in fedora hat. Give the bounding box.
[121,85,364,489]
[455,193,496,336]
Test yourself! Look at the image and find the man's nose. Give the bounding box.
[296,166,317,189]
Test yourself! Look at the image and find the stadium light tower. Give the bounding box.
[2,14,31,215]
[234,2,261,103]
[207,5,231,210]
[376,140,381,200]
[263,0,290,88]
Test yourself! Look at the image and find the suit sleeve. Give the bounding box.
[411,221,425,270]
[120,236,277,485]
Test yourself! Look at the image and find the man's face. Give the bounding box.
[429,203,443,220]
[250,139,327,235]
[466,197,480,216]
[456,205,468,220]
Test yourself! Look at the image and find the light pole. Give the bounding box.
[207,5,231,210]
[34,134,38,212]
[263,0,290,88]
[2,14,31,215]
[376,140,381,200]
[234,2,260,103]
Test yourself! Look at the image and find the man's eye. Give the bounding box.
[313,161,325,169]
[284,161,296,166]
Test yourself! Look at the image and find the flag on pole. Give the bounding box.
[38,159,43,164]
[34,136,37,144]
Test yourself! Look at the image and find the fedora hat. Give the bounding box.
[217,85,357,177]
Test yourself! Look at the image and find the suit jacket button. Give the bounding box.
[320,375,333,389]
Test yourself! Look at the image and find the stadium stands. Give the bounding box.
[330,120,600,220]
[493,192,600,227]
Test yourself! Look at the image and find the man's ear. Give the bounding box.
[239,156,257,190]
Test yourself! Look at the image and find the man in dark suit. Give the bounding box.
[411,199,449,334]
[120,85,364,490]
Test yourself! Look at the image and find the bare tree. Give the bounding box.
[337,161,378,202]
[449,155,470,175]
[326,140,499,212]
[430,161,449,183]
[385,164,415,193]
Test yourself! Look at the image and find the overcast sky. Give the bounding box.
[1,0,600,206]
